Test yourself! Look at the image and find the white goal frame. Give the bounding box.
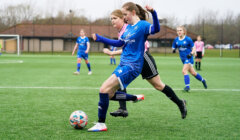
[0,34,20,56]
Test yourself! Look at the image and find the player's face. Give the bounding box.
[177,27,184,37]
[80,31,85,37]
[111,15,124,30]
[121,8,133,25]
[197,36,201,41]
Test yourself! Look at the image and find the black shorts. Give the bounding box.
[141,51,159,79]
[196,52,203,59]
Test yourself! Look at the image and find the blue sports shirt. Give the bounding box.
[96,10,160,69]
[76,36,89,53]
[118,20,151,67]
[172,36,194,58]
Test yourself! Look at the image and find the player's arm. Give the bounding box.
[103,48,122,56]
[72,43,78,56]
[85,42,90,53]
[145,5,160,34]
[92,33,125,47]
[172,39,177,53]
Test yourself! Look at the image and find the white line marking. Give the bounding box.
[0,86,239,92]
[0,60,23,63]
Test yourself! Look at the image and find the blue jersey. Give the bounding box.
[119,20,151,70]
[76,36,89,53]
[172,36,194,59]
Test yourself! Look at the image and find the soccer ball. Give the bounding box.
[69,110,88,129]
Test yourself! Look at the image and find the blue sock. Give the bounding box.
[110,91,137,101]
[77,63,81,72]
[113,58,116,65]
[110,58,112,64]
[87,63,91,71]
[98,93,109,123]
[184,75,190,88]
[195,73,204,82]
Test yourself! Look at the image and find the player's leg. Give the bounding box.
[74,58,82,75]
[110,88,128,117]
[88,66,143,132]
[112,56,116,65]
[110,56,113,64]
[195,59,199,70]
[189,67,207,89]
[84,53,92,75]
[182,64,191,91]
[88,75,119,132]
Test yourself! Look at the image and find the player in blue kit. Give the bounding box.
[88,2,160,132]
[110,45,117,65]
[72,29,92,75]
[172,26,207,92]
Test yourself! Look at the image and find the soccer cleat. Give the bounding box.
[110,108,128,117]
[73,71,80,75]
[88,122,107,132]
[179,100,187,119]
[183,87,190,92]
[88,71,92,75]
[202,80,207,89]
[133,94,144,103]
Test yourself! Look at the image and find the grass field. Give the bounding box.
[0,54,240,140]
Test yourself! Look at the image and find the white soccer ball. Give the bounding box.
[69,110,88,129]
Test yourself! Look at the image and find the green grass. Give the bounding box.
[0,54,240,140]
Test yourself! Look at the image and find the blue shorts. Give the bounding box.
[180,56,194,65]
[77,52,88,60]
[113,65,141,90]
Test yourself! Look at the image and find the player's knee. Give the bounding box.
[182,70,187,75]
[153,83,164,91]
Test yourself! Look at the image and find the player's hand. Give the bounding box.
[92,34,97,41]
[187,53,193,59]
[72,52,74,56]
[145,5,154,12]
[172,49,176,53]
[85,50,88,54]
[103,48,112,56]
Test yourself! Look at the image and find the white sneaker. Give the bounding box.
[88,122,107,132]
[133,94,144,103]
[88,71,92,75]
[73,71,80,75]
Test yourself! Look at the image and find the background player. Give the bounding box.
[103,9,187,120]
[172,26,207,92]
[110,45,117,65]
[88,3,160,132]
[72,29,92,75]
[194,35,205,70]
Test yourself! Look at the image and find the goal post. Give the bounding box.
[0,34,20,56]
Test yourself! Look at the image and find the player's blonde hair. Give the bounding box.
[177,26,187,35]
[111,9,123,19]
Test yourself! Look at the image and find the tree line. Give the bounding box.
[0,4,239,45]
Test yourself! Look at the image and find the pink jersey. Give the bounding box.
[118,24,128,39]
[118,23,149,52]
[195,41,204,52]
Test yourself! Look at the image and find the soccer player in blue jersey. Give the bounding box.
[104,9,187,120]
[110,45,117,65]
[88,3,160,132]
[72,29,92,75]
[172,26,207,92]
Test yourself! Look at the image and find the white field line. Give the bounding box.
[0,86,240,92]
[0,60,23,63]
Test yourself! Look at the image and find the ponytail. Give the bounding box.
[122,2,149,20]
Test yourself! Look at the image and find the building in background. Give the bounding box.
[0,23,197,53]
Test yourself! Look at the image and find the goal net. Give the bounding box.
[0,34,20,56]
